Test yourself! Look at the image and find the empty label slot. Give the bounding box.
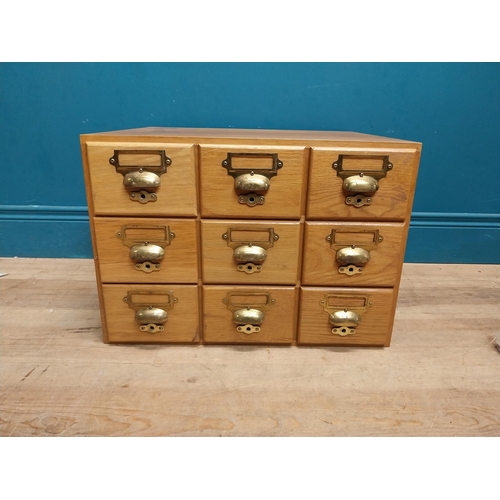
[327,296,367,308]
[117,152,162,167]
[124,227,167,241]
[334,231,376,245]
[229,294,270,307]
[230,156,275,170]
[128,293,172,307]
[230,230,271,243]
[342,156,385,171]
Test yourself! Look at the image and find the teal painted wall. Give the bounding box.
[1,63,499,262]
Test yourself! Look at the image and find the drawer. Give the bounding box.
[201,220,302,285]
[298,287,396,346]
[302,222,406,287]
[202,285,297,344]
[85,142,197,216]
[199,145,308,219]
[102,284,200,343]
[307,147,419,220]
[94,217,198,284]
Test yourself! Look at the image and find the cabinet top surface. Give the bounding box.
[80,127,421,148]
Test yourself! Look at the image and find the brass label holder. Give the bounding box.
[332,155,393,207]
[222,227,279,274]
[123,290,178,334]
[320,294,372,336]
[110,149,172,204]
[223,291,275,335]
[222,152,283,207]
[325,228,383,276]
[117,225,175,273]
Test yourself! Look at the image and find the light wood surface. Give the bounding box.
[199,145,308,219]
[302,221,405,287]
[85,142,198,216]
[87,127,419,145]
[307,147,419,220]
[94,217,198,284]
[0,258,499,436]
[201,220,302,284]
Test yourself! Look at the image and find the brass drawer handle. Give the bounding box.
[223,291,274,334]
[320,294,372,336]
[123,290,177,334]
[110,149,172,204]
[117,225,175,273]
[326,229,383,276]
[223,227,279,274]
[136,307,168,333]
[233,308,265,334]
[233,245,267,274]
[234,173,271,192]
[222,152,283,207]
[332,155,393,208]
[343,174,378,193]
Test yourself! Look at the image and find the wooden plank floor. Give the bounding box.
[1,258,499,436]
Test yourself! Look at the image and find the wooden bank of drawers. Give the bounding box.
[81,128,421,346]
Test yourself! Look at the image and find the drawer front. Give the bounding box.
[203,285,297,344]
[298,287,396,346]
[102,284,200,343]
[94,218,198,284]
[199,145,308,219]
[307,147,419,220]
[302,222,406,287]
[201,220,302,285]
[86,142,197,216]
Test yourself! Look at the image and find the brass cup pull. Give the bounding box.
[343,174,378,193]
[321,293,371,337]
[332,155,393,208]
[336,247,370,275]
[117,225,175,273]
[336,246,371,266]
[233,308,265,325]
[123,171,161,190]
[326,229,382,276]
[224,291,274,335]
[330,309,360,336]
[233,245,267,274]
[124,290,177,334]
[135,307,168,334]
[110,149,171,204]
[222,152,283,206]
[233,245,267,263]
[234,173,271,193]
[233,308,265,335]
[130,244,165,263]
[223,227,278,275]
[330,310,361,327]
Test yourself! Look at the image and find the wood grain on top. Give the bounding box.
[81,127,422,147]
